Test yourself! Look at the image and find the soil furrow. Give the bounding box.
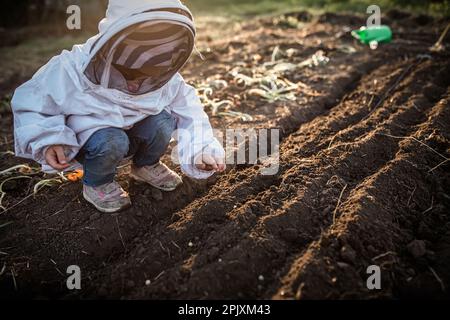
[2,42,387,298]
[273,91,450,299]
[95,55,446,299]
[137,86,441,299]
[1,11,448,299]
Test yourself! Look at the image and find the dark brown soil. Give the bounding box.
[0,11,449,300]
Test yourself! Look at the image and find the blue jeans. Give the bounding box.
[77,111,177,187]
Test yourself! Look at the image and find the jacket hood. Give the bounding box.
[99,0,194,33]
[82,0,196,96]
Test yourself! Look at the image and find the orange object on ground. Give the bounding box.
[66,170,84,182]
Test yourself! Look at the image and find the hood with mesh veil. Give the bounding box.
[83,0,195,95]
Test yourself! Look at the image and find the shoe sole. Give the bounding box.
[83,191,132,214]
[130,173,182,192]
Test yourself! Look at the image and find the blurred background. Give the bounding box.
[1,0,448,32]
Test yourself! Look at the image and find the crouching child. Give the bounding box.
[11,0,225,213]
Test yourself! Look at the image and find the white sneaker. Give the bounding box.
[130,162,183,191]
[83,181,131,213]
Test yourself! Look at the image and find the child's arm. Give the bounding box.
[169,79,225,179]
[11,77,79,169]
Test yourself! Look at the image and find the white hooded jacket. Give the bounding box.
[11,0,224,179]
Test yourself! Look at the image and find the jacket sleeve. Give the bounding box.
[11,71,79,166]
[169,79,225,179]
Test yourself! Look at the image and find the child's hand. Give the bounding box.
[195,153,226,173]
[45,145,71,171]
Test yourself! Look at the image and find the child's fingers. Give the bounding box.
[202,154,218,170]
[214,156,226,172]
[195,154,207,170]
[195,154,224,172]
[47,155,68,171]
[46,147,70,171]
[55,146,68,165]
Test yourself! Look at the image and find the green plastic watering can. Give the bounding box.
[351,25,393,49]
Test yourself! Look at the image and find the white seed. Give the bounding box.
[258,275,264,281]
[145,280,151,286]
[188,241,194,247]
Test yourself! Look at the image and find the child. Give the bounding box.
[11,0,225,213]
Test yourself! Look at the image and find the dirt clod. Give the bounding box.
[407,240,427,259]
[151,188,163,201]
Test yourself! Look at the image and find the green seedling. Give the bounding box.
[217,111,253,122]
[205,98,234,116]
[33,178,65,195]
[196,79,237,117]
[196,80,252,121]
[0,151,15,157]
[271,62,299,73]
[198,88,233,115]
[272,15,302,29]
[271,45,281,62]
[0,164,36,176]
[248,76,298,102]
[0,171,69,213]
[249,86,297,102]
[0,221,13,229]
[298,50,330,68]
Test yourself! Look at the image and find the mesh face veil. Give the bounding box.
[84,8,195,95]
